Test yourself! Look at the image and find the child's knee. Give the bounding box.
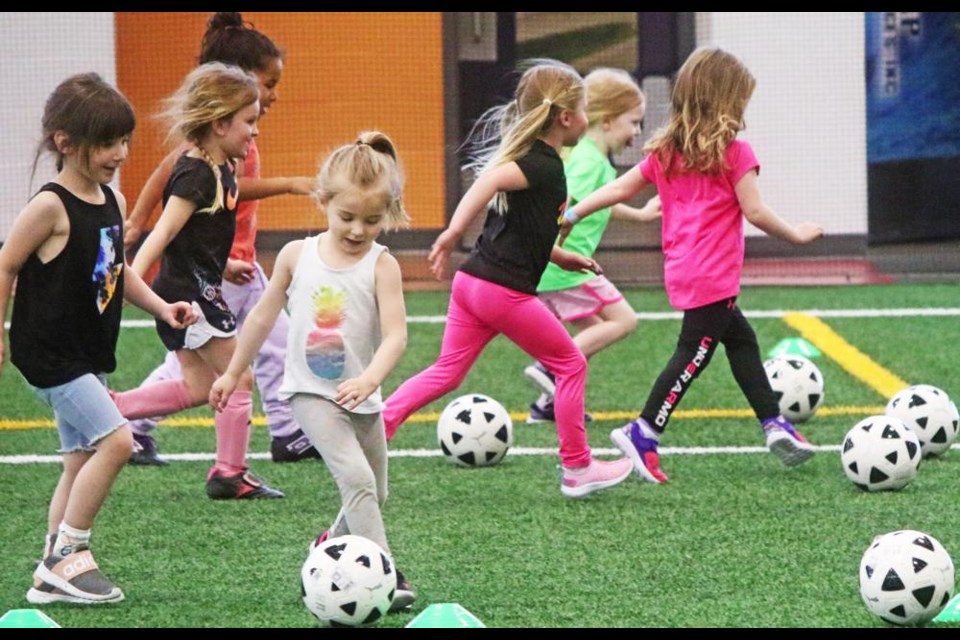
[99,424,134,460]
[619,313,639,334]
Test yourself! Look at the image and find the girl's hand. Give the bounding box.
[793,223,825,244]
[641,195,662,220]
[288,177,317,196]
[553,248,603,275]
[209,373,239,412]
[336,376,377,410]
[162,301,198,329]
[428,229,458,280]
[224,259,255,284]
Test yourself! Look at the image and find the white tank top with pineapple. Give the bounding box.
[279,234,386,413]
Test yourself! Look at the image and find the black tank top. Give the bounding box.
[10,183,125,388]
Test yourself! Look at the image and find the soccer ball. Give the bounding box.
[841,415,921,492]
[763,355,824,422]
[301,534,396,627]
[859,529,955,627]
[886,384,959,459]
[437,393,513,467]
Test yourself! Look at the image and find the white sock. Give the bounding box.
[53,522,91,558]
[636,418,661,442]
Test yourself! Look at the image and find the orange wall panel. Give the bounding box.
[116,12,446,232]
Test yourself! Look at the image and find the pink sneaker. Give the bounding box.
[561,457,633,498]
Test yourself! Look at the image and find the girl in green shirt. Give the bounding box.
[526,68,660,423]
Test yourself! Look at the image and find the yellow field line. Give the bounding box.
[0,404,886,431]
[782,313,909,400]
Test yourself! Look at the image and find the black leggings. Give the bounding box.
[640,297,780,433]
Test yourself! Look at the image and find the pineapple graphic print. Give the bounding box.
[305,285,347,379]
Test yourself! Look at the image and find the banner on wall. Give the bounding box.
[865,12,960,244]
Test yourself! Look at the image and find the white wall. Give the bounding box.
[697,12,867,235]
[0,12,116,240]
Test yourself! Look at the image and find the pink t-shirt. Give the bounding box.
[230,139,260,264]
[639,139,759,310]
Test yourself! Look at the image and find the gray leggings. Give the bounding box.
[290,394,390,552]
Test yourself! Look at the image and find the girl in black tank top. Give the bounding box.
[0,72,194,605]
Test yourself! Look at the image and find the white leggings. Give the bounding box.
[290,394,390,552]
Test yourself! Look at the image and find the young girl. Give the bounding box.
[559,47,824,483]
[209,131,415,610]
[0,73,195,604]
[525,68,661,423]
[110,62,284,500]
[123,12,318,466]
[383,59,634,498]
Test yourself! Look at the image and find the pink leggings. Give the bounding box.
[384,271,591,467]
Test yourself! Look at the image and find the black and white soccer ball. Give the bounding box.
[886,384,959,459]
[859,529,955,627]
[763,355,824,422]
[437,394,513,467]
[841,415,920,492]
[301,534,396,627]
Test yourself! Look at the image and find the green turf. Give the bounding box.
[1,282,958,627]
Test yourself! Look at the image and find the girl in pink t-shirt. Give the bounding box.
[559,46,823,483]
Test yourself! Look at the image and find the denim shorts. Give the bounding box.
[32,373,127,453]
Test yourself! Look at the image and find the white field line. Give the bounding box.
[6,307,960,331]
[8,443,960,466]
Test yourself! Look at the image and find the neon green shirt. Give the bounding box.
[536,136,616,292]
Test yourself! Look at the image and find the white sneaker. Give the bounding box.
[524,362,556,396]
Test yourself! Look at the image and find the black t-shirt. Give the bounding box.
[459,139,567,294]
[152,155,238,350]
[10,183,125,388]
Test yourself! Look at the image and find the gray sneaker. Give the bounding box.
[30,549,124,604]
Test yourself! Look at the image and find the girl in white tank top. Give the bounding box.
[208,131,416,612]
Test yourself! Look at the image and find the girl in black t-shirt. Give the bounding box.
[110,63,283,500]
[383,60,634,498]
[0,73,194,604]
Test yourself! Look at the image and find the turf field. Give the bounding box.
[1,282,958,628]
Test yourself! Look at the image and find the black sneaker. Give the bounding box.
[270,429,322,463]
[526,400,594,424]
[390,569,416,612]
[129,433,167,466]
[205,468,285,499]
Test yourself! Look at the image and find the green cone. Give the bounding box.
[0,609,61,628]
[405,603,486,628]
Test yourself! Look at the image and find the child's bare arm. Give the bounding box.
[611,194,661,223]
[736,171,824,244]
[237,176,316,201]
[210,240,299,411]
[125,147,180,250]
